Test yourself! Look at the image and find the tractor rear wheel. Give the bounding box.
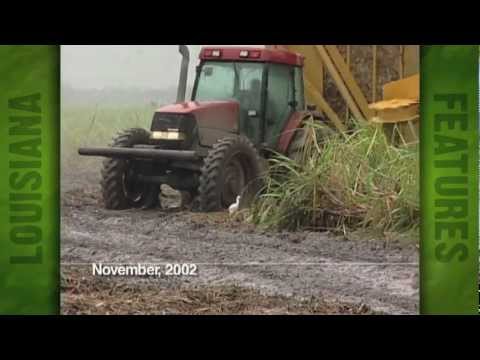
[287,120,335,163]
[287,126,309,163]
[101,128,160,210]
[197,136,262,212]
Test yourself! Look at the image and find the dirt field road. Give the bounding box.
[61,170,419,315]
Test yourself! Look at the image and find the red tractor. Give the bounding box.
[79,46,318,211]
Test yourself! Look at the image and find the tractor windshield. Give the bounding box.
[194,61,264,112]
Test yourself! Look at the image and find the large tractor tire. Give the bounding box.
[101,128,160,210]
[287,126,309,163]
[287,119,335,163]
[197,136,263,212]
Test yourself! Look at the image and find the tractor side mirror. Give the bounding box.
[307,104,317,111]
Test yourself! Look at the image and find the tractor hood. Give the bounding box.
[154,100,240,147]
[155,100,239,132]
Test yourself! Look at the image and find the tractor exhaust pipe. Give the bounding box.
[176,45,190,103]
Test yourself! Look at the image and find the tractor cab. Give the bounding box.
[192,47,305,148]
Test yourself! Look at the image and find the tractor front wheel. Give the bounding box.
[197,136,263,212]
[101,128,160,210]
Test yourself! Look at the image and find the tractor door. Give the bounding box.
[264,64,304,148]
[236,63,265,146]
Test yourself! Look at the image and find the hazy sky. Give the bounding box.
[61,45,264,90]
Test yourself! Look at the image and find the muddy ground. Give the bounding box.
[61,166,419,315]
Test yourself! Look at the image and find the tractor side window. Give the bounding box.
[195,62,236,101]
[238,64,263,112]
[294,67,305,110]
[236,63,264,145]
[265,64,294,146]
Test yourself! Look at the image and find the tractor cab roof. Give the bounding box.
[199,47,304,67]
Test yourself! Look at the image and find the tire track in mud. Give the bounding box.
[61,184,419,315]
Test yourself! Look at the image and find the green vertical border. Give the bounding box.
[420,45,479,314]
[0,45,60,314]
